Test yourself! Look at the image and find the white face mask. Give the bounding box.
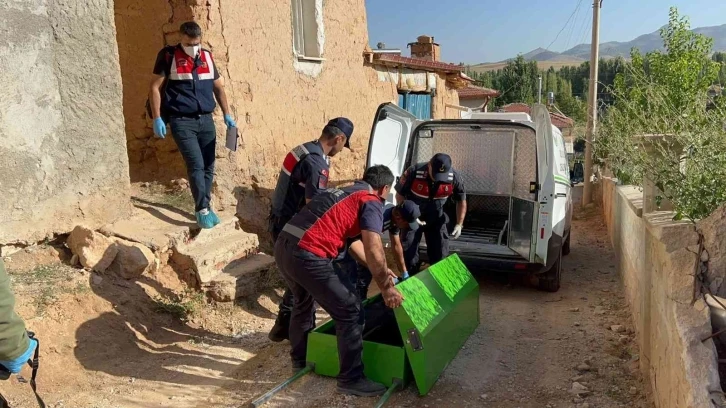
[183,45,201,58]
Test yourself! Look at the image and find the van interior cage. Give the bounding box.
[412,125,538,259]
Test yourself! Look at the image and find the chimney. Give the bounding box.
[408,35,440,61]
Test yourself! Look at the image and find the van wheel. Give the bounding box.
[538,252,562,293]
[563,232,571,256]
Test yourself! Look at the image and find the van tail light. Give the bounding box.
[514,264,527,270]
[540,228,545,239]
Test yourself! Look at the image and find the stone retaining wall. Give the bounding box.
[600,177,722,407]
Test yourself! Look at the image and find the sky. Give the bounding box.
[365,0,726,63]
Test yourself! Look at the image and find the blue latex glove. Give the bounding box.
[402,271,410,280]
[224,114,236,128]
[153,117,166,139]
[0,338,37,374]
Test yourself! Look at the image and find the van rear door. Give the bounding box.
[531,104,555,266]
[367,103,419,205]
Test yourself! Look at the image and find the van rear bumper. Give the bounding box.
[419,251,547,274]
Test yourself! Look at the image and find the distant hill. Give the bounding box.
[468,23,726,74]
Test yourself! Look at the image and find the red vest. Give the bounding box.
[409,168,455,200]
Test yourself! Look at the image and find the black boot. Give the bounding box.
[268,311,290,342]
[337,377,387,397]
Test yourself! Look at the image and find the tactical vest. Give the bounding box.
[269,141,329,222]
[281,182,381,259]
[409,165,455,200]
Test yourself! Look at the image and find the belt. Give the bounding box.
[168,112,212,119]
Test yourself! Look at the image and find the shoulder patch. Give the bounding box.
[318,169,329,189]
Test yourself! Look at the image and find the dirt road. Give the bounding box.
[1,206,649,408]
[206,207,650,408]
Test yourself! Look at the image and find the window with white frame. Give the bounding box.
[292,0,323,60]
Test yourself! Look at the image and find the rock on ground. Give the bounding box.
[108,238,158,279]
[66,226,118,272]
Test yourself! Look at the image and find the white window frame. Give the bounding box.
[291,0,325,61]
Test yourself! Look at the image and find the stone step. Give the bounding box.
[185,211,241,246]
[204,253,278,302]
[171,224,259,286]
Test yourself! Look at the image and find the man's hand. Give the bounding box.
[381,286,404,308]
[224,114,236,129]
[451,224,463,239]
[387,268,398,283]
[153,118,166,139]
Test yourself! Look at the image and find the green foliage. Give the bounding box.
[154,289,205,321]
[595,7,726,221]
[466,56,624,126]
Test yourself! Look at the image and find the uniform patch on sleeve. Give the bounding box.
[319,169,329,189]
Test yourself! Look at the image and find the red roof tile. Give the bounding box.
[457,85,501,99]
[372,54,464,73]
[498,103,574,129]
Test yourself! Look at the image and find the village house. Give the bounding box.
[1,0,473,245]
[456,85,501,112]
[114,4,473,236]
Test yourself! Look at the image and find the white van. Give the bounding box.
[366,103,572,292]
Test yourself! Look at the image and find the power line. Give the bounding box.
[545,0,584,52]
[564,0,583,50]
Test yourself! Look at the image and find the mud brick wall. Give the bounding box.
[114,0,461,237]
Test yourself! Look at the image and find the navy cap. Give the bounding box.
[327,117,354,148]
[430,153,453,182]
[396,200,422,231]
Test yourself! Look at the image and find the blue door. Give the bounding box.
[398,93,432,120]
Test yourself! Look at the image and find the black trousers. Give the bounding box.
[274,236,363,384]
[269,217,295,314]
[401,213,450,274]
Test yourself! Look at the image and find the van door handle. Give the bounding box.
[555,193,567,198]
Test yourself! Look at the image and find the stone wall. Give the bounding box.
[114,0,460,237]
[601,177,722,407]
[0,0,130,244]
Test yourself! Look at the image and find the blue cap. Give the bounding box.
[327,117,354,148]
[430,153,453,182]
[396,200,422,231]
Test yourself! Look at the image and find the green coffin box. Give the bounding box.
[306,254,480,395]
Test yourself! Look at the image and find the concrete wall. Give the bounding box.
[601,177,722,407]
[0,0,131,244]
[114,0,460,236]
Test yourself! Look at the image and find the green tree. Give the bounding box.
[596,7,726,220]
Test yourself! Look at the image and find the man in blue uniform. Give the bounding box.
[149,21,236,229]
[395,153,467,273]
[350,200,421,299]
[267,118,354,342]
[274,165,403,397]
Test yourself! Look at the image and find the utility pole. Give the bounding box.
[582,0,602,206]
[538,75,543,104]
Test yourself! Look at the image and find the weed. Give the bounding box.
[154,289,205,321]
[135,182,194,214]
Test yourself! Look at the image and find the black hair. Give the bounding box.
[180,22,202,38]
[321,125,345,140]
[363,165,394,189]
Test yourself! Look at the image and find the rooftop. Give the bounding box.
[371,54,464,74]
[457,85,501,100]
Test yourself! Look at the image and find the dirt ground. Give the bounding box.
[0,205,650,408]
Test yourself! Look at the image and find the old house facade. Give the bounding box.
[0,0,470,245]
[114,2,469,235]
